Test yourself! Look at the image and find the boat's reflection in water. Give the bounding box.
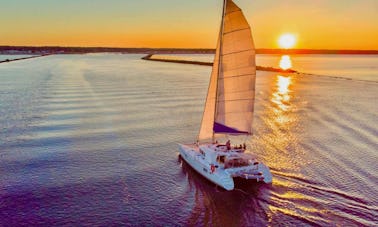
[178,155,272,226]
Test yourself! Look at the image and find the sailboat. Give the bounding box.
[178,0,272,191]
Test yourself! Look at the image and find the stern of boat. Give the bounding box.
[259,163,273,183]
[229,162,273,184]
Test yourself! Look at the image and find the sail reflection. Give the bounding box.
[279,55,292,70]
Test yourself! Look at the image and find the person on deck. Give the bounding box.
[226,140,231,150]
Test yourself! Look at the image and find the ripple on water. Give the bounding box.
[0,54,377,226]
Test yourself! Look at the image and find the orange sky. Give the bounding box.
[1,0,377,50]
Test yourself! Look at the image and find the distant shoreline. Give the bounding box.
[1,46,377,55]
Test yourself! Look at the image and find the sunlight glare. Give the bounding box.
[279,55,292,70]
[278,34,296,49]
[271,75,292,112]
[277,75,291,95]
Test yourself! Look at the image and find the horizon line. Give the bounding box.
[1,45,378,54]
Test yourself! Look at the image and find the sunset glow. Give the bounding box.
[0,0,377,49]
[278,34,296,49]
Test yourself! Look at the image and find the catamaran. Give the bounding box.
[179,0,272,191]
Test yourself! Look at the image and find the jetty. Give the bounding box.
[0,54,51,64]
[141,54,297,73]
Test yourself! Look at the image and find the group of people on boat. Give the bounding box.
[222,140,247,151]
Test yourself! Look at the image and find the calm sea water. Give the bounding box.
[258,54,378,82]
[156,54,378,82]
[0,54,377,226]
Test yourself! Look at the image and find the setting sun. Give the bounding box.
[278,34,296,49]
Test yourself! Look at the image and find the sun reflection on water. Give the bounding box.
[251,73,306,174]
[271,75,292,112]
[279,55,292,70]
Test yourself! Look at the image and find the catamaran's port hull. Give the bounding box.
[179,144,235,190]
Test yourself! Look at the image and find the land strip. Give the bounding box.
[1,46,377,55]
[0,54,51,64]
[141,54,297,73]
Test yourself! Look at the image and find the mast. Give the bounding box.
[212,0,227,142]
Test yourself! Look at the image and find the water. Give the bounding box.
[155,54,378,82]
[0,54,377,226]
[258,54,378,82]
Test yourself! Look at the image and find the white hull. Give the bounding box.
[179,143,234,190]
[179,143,272,191]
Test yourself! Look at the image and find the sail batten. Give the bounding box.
[223,28,250,35]
[198,0,256,141]
[222,50,254,57]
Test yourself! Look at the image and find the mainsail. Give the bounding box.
[198,0,256,141]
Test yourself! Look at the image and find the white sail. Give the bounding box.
[179,0,272,190]
[198,0,256,141]
[198,32,221,141]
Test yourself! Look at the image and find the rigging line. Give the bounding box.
[223,27,250,35]
[222,49,254,56]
